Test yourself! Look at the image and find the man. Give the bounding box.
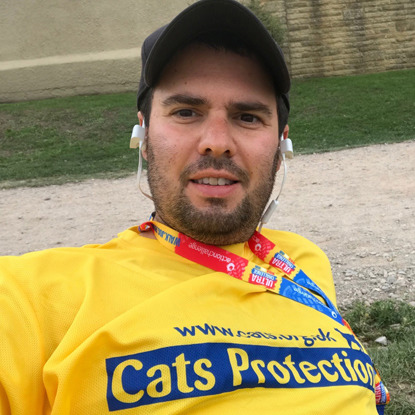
[0,1,388,414]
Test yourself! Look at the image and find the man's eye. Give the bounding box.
[175,109,195,118]
[240,113,259,123]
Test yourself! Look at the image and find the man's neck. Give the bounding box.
[151,212,255,247]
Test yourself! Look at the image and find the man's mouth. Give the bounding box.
[192,177,237,186]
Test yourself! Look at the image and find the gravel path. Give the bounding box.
[1,140,414,308]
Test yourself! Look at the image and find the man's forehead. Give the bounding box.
[154,43,277,102]
[161,41,273,79]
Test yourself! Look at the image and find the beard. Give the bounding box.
[146,141,279,246]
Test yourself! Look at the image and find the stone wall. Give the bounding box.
[0,0,414,102]
[264,0,414,78]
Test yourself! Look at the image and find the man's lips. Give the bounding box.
[189,170,240,187]
[186,170,242,198]
[192,177,236,186]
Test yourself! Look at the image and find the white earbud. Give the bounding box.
[130,121,153,201]
[280,136,293,159]
[130,124,145,149]
[258,134,294,233]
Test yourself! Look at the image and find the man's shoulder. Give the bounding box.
[0,226,155,271]
[0,227,166,307]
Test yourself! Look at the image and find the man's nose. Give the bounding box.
[197,114,236,157]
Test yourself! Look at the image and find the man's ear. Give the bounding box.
[137,111,148,160]
[276,124,289,172]
[282,124,289,141]
[137,111,145,126]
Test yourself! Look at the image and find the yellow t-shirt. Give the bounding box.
[0,227,378,414]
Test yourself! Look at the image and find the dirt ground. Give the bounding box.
[1,140,414,308]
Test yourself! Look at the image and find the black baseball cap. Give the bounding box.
[137,0,290,112]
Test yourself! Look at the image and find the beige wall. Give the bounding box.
[0,0,191,102]
[1,0,414,102]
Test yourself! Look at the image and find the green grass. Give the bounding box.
[290,69,415,154]
[0,68,414,187]
[0,93,139,187]
[343,300,415,414]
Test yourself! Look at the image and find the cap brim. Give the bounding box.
[143,0,290,95]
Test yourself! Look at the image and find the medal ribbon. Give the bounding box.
[248,231,339,313]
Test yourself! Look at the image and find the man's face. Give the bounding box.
[143,44,281,245]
